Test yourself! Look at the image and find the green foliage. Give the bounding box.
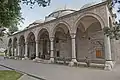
[9,26,18,34]
[0,0,22,28]
[103,0,120,40]
[0,0,51,29]
[22,0,51,8]
[0,28,6,41]
[0,0,51,38]
[103,22,120,40]
[0,70,22,80]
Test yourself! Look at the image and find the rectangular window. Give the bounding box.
[96,50,102,58]
[57,51,60,57]
[56,38,59,43]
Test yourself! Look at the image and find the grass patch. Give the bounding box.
[0,52,4,56]
[0,70,23,80]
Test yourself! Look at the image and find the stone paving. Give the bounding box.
[0,57,120,80]
[18,74,39,80]
[0,66,10,70]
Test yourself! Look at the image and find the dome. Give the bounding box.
[45,8,76,21]
[81,2,97,9]
[45,17,56,22]
[26,19,44,29]
[81,1,102,9]
[33,19,44,24]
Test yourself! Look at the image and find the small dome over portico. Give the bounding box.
[45,8,76,22]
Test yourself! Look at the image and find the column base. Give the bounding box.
[33,57,44,62]
[33,57,40,62]
[49,58,54,63]
[14,57,17,60]
[68,59,77,67]
[22,57,28,60]
[104,61,114,71]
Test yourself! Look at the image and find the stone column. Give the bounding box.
[35,40,39,60]
[69,33,77,66]
[17,43,20,59]
[50,37,54,63]
[12,43,14,57]
[23,42,28,60]
[40,39,43,55]
[104,35,113,70]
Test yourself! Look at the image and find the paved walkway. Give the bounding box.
[18,74,39,80]
[0,57,120,80]
[0,66,10,70]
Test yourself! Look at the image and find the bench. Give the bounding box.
[75,58,89,67]
[54,57,71,65]
[88,59,105,68]
[75,58,106,68]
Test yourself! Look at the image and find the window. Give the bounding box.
[56,38,59,43]
[57,51,60,57]
[96,50,102,58]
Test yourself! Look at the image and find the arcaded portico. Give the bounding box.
[7,1,119,70]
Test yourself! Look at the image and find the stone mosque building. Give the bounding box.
[7,0,120,70]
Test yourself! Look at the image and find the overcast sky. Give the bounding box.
[19,0,116,30]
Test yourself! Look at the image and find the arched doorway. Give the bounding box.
[76,16,104,61]
[8,38,12,56]
[13,37,17,56]
[19,35,25,58]
[54,23,72,59]
[27,32,36,60]
[38,29,50,60]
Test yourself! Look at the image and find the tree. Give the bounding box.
[0,0,51,41]
[104,0,120,40]
[9,26,18,34]
[0,0,50,28]
[104,21,120,40]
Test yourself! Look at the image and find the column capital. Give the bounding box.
[70,33,76,39]
[35,40,39,43]
[50,37,54,42]
[17,43,20,46]
[25,42,28,45]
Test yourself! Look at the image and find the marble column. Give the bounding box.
[17,42,20,59]
[35,40,39,59]
[12,43,14,57]
[40,39,43,55]
[23,42,28,60]
[69,33,77,66]
[50,37,54,63]
[71,33,77,62]
[104,35,113,70]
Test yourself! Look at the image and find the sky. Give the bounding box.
[19,0,116,30]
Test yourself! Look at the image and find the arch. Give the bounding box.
[19,35,25,43]
[8,38,12,56]
[73,12,105,33]
[8,38,12,47]
[109,17,112,27]
[53,22,72,58]
[37,28,50,40]
[27,32,35,42]
[13,37,17,46]
[27,32,36,59]
[86,22,102,34]
[75,13,105,60]
[13,37,17,56]
[52,21,71,37]
[19,35,25,58]
[37,28,50,59]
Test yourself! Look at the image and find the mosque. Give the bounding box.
[7,0,120,70]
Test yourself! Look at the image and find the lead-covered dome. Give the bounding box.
[45,8,76,22]
[25,19,44,29]
[81,0,103,9]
